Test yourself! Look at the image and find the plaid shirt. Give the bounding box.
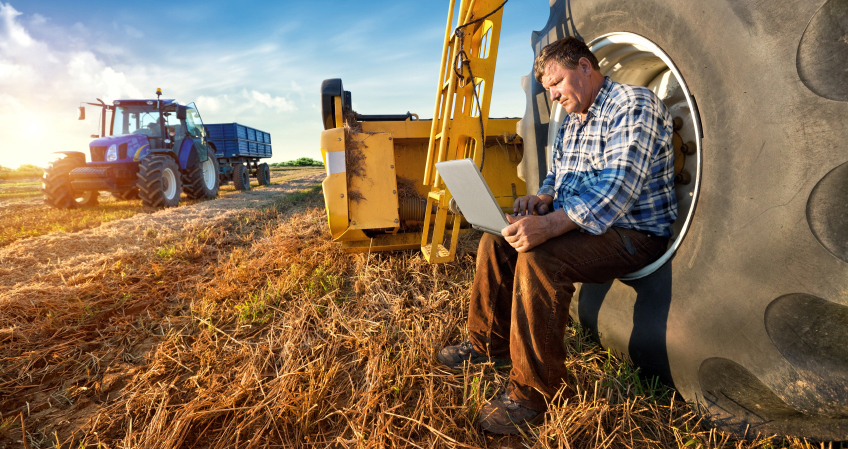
[537,77,677,237]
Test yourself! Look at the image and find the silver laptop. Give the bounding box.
[435,159,510,236]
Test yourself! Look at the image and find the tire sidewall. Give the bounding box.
[259,163,270,185]
[138,155,181,208]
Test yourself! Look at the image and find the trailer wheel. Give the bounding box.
[137,155,181,208]
[182,146,220,199]
[42,153,98,209]
[233,163,251,191]
[112,189,139,201]
[528,0,848,440]
[257,162,271,186]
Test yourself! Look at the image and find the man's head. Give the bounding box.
[534,37,604,117]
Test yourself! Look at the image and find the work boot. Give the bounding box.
[436,341,510,371]
[477,392,546,434]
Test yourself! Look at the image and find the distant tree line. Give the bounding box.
[0,164,43,180]
[270,158,324,167]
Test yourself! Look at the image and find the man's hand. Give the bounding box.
[502,208,579,252]
[513,194,553,216]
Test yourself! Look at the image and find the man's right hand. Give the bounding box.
[512,194,554,217]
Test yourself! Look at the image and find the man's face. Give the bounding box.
[541,59,593,116]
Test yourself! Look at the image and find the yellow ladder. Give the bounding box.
[421,0,506,263]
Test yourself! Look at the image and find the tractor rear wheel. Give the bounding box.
[42,153,98,209]
[137,155,181,208]
[257,162,271,186]
[233,163,251,191]
[182,146,220,199]
[524,0,848,440]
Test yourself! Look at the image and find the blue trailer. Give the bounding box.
[204,123,273,191]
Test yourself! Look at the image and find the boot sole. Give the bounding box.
[479,411,546,435]
[436,357,512,372]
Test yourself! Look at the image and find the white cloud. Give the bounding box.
[0,2,334,167]
[0,3,146,168]
[30,13,45,26]
[195,95,223,114]
[0,2,33,47]
[251,90,296,112]
[196,90,297,116]
[125,25,143,39]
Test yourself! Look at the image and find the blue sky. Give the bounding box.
[0,0,550,168]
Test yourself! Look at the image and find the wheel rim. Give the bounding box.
[163,167,177,200]
[548,32,702,280]
[202,158,216,189]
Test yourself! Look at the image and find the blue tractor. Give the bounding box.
[43,89,220,208]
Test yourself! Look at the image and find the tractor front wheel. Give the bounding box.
[233,163,251,191]
[182,147,220,199]
[137,155,181,208]
[42,153,98,209]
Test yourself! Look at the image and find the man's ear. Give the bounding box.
[580,57,591,76]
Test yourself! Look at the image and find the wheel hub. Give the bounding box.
[202,158,216,189]
[163,168,177,200]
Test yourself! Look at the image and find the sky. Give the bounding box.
[0,0,550,169]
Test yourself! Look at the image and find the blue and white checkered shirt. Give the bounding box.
[537,77,677,238]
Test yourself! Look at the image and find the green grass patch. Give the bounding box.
[155,245,177,259]
[0,180,41,188]
[235,293,270,325]
[0,190,42,199]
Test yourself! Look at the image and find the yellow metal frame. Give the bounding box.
[422,0,507,263]
[420,190,463,263]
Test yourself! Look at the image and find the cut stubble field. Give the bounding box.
[0,168,820,448]
[0,167,323,248]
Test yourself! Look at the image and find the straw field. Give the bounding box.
[0,170,830,448]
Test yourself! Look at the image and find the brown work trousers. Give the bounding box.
[468,227,668,411]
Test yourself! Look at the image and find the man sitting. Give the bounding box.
[437,36,678,434]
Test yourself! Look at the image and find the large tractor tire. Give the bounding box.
[112,189,139,201]
[137,155,182,208]
[256,162,271,186]
[233,163,251,191]
[519,0,848,440]
[42,153,99,209]
[182,146,220,200]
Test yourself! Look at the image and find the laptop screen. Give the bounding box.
[435,159,510,236]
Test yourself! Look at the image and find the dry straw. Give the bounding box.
[0,176,826,448]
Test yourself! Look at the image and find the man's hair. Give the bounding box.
[534,37,601,83]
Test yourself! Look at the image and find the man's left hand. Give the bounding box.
[502,209,579,252]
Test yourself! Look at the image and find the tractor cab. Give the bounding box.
[89,99,210,165]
